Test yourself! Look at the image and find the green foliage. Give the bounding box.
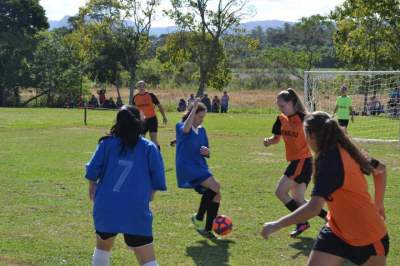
[166,0,249,95]
[30,30,83,106]
[0,0,48,106]
[331,0,400,69]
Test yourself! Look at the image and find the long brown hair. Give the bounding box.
[304,111,373,182]
[277,88,307,114]
[182,102,207,122]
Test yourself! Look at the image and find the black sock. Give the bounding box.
[196,189,216,221]
[205,201,220,231]
[318,209,328,220]
[285,199,299,212]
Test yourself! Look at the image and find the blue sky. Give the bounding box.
[40,0,345,27]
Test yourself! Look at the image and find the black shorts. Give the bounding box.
[143,116,158,134]
[338,119,349,127]
[284,157,312,185]
[312,226,389,265]
[96,231,153,248]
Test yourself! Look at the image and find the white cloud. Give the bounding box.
[40,0,345,25]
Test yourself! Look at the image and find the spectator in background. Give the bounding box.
[88,94,99,108]
[368,96,383,116]
[221,91,229,113]
[201,94,211,112]
[187,94,195,107]
[177,98,187,112]
[116,97,123,108]
[212,96,220,113]
[97,89,106,106]
[388,86,400,117]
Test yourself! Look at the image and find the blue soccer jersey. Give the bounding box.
[175,122,212,189]
[85,136,166,236]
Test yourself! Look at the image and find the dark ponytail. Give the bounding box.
[100,105,142,153]
[304,111,373,182]
[277,88,307,114]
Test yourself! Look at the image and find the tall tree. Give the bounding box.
[75,0,159,103]
[0,0,48,106]
[331,0,400,70]
[166,0,250,96]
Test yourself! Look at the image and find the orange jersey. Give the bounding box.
[133,92,160,119]
[312,146,387,246]
[272,113,311,161]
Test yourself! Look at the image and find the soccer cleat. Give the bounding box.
[191,213,204,230]
[196,229,220,240]
[290,222,310,238]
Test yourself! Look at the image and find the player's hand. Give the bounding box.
[200,146,210,157]
[261,221,281,239]
[263,137,272,147]
[193,98,201,109]
[89,182,97,202]
[375,202,386,220]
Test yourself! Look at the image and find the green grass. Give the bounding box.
[0,108,399,266]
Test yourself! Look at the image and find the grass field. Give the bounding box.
[0,108,399,266]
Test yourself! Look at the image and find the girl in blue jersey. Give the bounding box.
[85,105,166,266]
[175,99,221,239]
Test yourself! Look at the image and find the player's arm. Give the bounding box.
[151,93,167,124]
[333,104,338,117]
[264,117,282,146]
[371,159,387,219]
[261,196,325,239]
[349,105,354,122]
[85,141,107,202]
[264,135,281,147]
[183,99,200,133]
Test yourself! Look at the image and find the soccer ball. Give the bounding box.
[212,215,233,236]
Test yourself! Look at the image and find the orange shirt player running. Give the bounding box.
[272,113,312,161]
[133,91,159,119]
[132,80,168,150]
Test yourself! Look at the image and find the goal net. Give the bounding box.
[304,71,400,142]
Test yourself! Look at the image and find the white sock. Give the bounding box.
[92,248,111,266]
[142,260,158,266]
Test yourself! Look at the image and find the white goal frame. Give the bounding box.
[304,70,400,143]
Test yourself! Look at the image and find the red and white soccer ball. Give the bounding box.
[212,215,233,236]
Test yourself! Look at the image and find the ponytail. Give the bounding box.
[277,88,307,115]
[101,105,142,153]
[304,112,373,183]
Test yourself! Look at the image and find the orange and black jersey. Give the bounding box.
[272,113,311,161]
[312,146,387,246]
[133,92,160,119]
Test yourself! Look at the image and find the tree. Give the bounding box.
[0,0,48,106]
[29,30,82,107]
[331,0,400,70]
[75,0,159,103]
[166,0,251,96]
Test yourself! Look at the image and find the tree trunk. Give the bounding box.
[197,62,207,97]
[22,89,50,106]
[0,87,5,106]
[128,65,137,105]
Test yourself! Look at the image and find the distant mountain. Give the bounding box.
[49,16,71,30]
[49,16,293,35]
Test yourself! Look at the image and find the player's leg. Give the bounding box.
[307,250,344,266]
[125,235,157,266]
[199,177,221,236]
[275,175,296,205]
[362,256,386,266]
[92,232,116,266]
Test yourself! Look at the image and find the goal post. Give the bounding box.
[304,70,400,142]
